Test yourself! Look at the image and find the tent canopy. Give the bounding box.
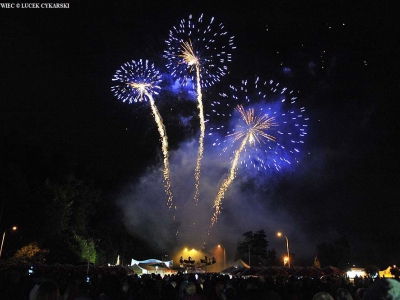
[220,259,250,274]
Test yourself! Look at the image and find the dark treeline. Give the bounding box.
[0,131,157,264]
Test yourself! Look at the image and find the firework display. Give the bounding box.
[164,13,235,204]
[164,13,235,88]
[111,59,174,210]
[111,59,162,103]
[111,15,308,234]
[207,78,308,226]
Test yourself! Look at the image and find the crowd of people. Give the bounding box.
[1,265,399,300]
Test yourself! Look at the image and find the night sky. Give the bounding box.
[1,0,399,267]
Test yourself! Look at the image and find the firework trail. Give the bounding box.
[164,13,235,204]
[111,59,175,210]
[207,78,308,227]
[210,105,277,227]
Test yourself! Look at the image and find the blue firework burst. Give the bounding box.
[111,59,162,103]
[164,13,235,89]
[207,77,309,172]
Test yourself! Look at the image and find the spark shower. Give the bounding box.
[111,14,308,236]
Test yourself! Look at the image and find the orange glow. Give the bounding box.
[284,256,289,265]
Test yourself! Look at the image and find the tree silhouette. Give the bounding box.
[236,230,270,267]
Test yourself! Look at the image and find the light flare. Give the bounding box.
[129,82,152,101]
[179,40,199,68]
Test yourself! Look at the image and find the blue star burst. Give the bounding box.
[164,13,235,89]
[207,77,309,172]
[111,59,162,103]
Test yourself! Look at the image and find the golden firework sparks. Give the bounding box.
[211,105,277,227]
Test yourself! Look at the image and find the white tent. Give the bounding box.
[131,258,173,268]
[220,259,250,275]
[130,259,175,277]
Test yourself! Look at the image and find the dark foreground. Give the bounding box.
[1,264,398,300]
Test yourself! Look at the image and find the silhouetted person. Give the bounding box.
[34,280,61,300]
[74,281,93,300]
[336,288,353,300]
[363,278,400,300]
[97,274,125,300]
[355,288,367,300]
[313,292,334,300]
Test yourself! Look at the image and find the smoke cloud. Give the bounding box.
[117,126,324,264]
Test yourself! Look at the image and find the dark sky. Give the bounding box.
[1,0,399,267]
